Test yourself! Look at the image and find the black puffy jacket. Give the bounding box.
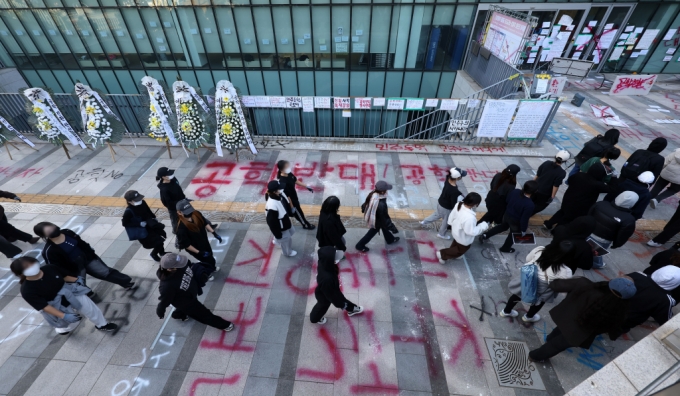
[157,179,186,211]
[589,201,636,248]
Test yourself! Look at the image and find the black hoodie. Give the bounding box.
[588,200,636,248]
[157,179,186,211]
[622,137,667,181]
[316,212,347,251]
[552,216,596,271]
[315,247,348,309]
[574,129,620,166]
[560,163,614,219]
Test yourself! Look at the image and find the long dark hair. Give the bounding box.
[277,160,288,175]
[457,192,481,211]
[536,241,573,273]
[177,211,204,233]
[492,169,517,193]
[321,196,340,215]
[577,281,629,332]
[10,256,39,284]
[363,190,386,209]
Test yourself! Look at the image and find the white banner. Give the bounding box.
[507,101,554,139]
[609,74,657,95]
[0,115,35,147]
[141,76,178,146]
[215,80,258,155]
[24,88,85,148]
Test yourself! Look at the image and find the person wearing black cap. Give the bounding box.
[310,246,363,324]
[480,180,538,253]
[265,180,297,257]
[277,160,315,230]
[0,190,40,259]
[156,167,186,234]
[33,222,135,290]
[421,167,467,239]
[478,164,519,225]
[175,199,222,270]
[532,151,568,214]
[528,276,635,361]
[157,253,234,331]
[356,180,399,253]
[122,190,167,262]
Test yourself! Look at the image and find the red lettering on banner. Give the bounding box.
[297,327,344,381]
[350,362,399,394]
[431,299,484,367]
[200,297,262,352]
[189,374,240,396]
[235,239,275,276]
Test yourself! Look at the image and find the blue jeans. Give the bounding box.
[590,235,611,269]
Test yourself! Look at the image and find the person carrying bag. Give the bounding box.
[122,190,167,262]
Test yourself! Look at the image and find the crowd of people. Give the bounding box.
[3,129,680,365]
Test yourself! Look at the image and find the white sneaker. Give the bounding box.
[223,323,235,332]
[419,221,426,225]
[214,266,221,272]
[436,234,452,240]
[316,317,327,324]
[207,275,215,282]
[347,306,364,316]
[272,239,279,245]
[647,240,663,247]
[650,199,658,209]
[522,314,541,323]
[499,309,518,318]
[436,251,445,264]
[287,250,298,257]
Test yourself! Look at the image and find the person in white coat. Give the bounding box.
[499,241,575,323]
[436,193,488,263]
[650,148,680,209]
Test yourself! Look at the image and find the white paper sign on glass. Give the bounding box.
[609,74,658,95]
[269,96,287,108]
[405,99,424,110]
[333,97,351,109]
[373,98,385,106]
[386,99,405,110]
[476,100,519,138]
[241,96,256,107]
[302,97,314,112]
[425,99,438,107]
[314,97,331,109]
[285,96,302,108]
[439,99,459,111]
[255,96,271,107]
[508,100,555,139]
[354,97,372,109]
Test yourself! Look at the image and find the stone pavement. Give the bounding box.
[1,79,680,395]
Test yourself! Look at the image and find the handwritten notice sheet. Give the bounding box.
[476,100,519,138]
[508,100,555,139]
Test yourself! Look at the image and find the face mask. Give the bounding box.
[166,175,175,180]
[183,213,193,218]
[284,167,291,174]
[471,205,478,211]
[131,200,143,206]
[23,263,41,277]
[48,227,61,239]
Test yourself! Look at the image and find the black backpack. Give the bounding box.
[620,151,653,180]
[575,136,609,165]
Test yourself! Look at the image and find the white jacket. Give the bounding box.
[660,148,680,184]
[447,204,488,246]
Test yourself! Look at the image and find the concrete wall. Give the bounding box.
[568,314,680,396]
[0,68,27,93]
[450,70,482,99]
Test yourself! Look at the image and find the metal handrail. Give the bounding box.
[636,360,680,396]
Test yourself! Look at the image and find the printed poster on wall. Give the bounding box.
[334,97,351,109]
[483,12,529,63]
[285,96,302,108]
[439,99,459,111]
[302,97,314,112]
[269,96,287,108]
[507,100,555,139]
[386,98,405,110]
[314,97,331,109]
[609,74,657,95]
[355,97,372,109]
[476,100,519,138]
[241,96,256,107]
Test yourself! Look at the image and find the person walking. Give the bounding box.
[436,193,488,263]
[550,216,596,272]
[310,246,363,324]
[479,181,538,253]
[579,147,621,183]
[478,165,520,225]
[644,243,680,278]
[10,256,117,334]
[604,171,654,220]
[122,190,167,262]
[277,160,315,230]
[609,271,677,340]
[156,167,186,234]
[651,265,680,302]
[500,241,575,323]
[570,128,620,178]
[176,199,222,271]
[34,222,135,290]
[316,196,347,262]
[265,180,297,257]
[528,276,635,361]
[532,152,568,214]
[356,181,400,253]
[650,147,680,209]
[0,190,40,259]
[421,167,467,238]
[543,163,613,231]
[588,191,638,269]
[648,205,680,248]
[156,253,234,331]
[620,137,667,182]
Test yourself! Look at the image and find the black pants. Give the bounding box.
[478,206,505,226]
[356,226,395,249]
[652,205,680,244]
[650,176,680,202]
[79,258,133,288]
[174,300,231,330]
[484,214,520,252]
[151,242,166,258]
[309,287,357,323]
[531,192,552,215]
[188,250,217,269]
[291,200,311,227]
[0,227,33,258]
[503,294,545,318]
[529,327,573,361]
[168,209,179,234]
[544,209,569,229]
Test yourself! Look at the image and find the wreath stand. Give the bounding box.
[105,142,135,162]
[3,140,39,160]
[193,144,216,162]
[165,139,172,159]
[61,142,71,159]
